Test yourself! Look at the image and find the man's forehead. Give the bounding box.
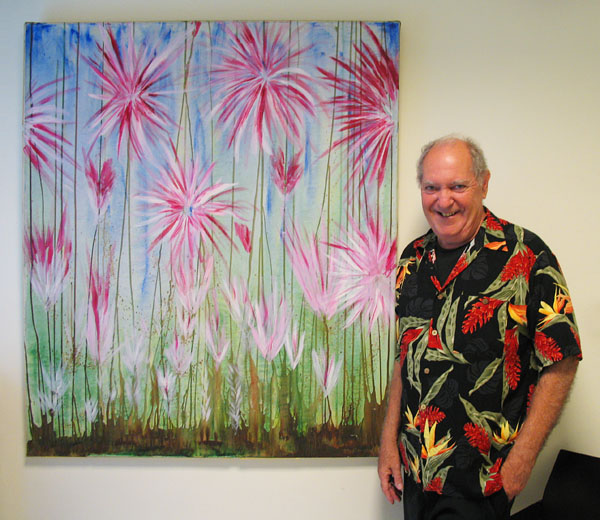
[421,177,473,185]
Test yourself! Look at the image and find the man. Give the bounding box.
[378,135,581,519]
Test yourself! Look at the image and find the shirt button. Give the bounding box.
[424,368,430,375]
[431,330,438,336]
[481,297,489,304]
[437,292,445,300]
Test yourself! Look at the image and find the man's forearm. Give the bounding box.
[380,361,403,444]
[501,356,579,498]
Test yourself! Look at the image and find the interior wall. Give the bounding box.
[1,1,598,519]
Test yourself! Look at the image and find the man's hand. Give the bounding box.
[378,439,404,504]
[500,356,579,500]
[500,454,533,500]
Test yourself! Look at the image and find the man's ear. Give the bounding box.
[481,170,491,198]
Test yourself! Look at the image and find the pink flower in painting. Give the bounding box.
[246,285,289,362]
[271,148,303,195]
[212,22,318,156]
[86,252,115,366]
[165,334,193,376]
[284,324,305,370]
[312,349,342,398]
[221,276,249,324]
[84,153,116,220]
[23,78,74,188]
[284,224,340,320]
[329,215,397,331]
[85,24,189,160]
[24,207,72,311]
[319,24,398,187]
[205,304,231,369]
[172,254,213,316]
[139,142,240,259]
[235,223,252,253]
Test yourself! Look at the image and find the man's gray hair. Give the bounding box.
[416,134,489,186]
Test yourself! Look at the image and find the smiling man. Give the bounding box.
[378,135,582,520]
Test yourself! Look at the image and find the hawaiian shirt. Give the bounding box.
[395,208,582,500]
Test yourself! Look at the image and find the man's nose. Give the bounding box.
[437,188,453,207]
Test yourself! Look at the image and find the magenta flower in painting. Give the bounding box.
[23,78,74,188]
[139,142,240,259]
[271,148,303,196]
[212,22,318,156]
[329,216,397,331]
[86,252,115,366]
[84,153,116,221]
[85,24,188,160]
[312,349,342,398]
[246,285,289,362]
[24,207,72,311]
[284,224,340,320]
[284,324,306,370]
[235,223,252,253]
[319,24,398,188]
[165,334,193,376]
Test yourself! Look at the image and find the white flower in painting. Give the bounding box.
[156,367,176,416]
[285,324,305,370]
[165,334,193,376]
[312,350,342,398]
[39,365,68,416]
[85,398,99,423]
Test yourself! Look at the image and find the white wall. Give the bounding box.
[2,1,599,518]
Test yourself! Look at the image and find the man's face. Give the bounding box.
[420,141,490,249]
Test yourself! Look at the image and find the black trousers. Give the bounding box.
[402,476,513,520]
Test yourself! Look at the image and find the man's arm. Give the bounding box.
[500,356,579,499]
[378,360,404,504]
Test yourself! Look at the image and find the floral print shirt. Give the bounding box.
[395,209,582,499]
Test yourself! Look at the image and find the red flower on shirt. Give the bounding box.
[399,440,409,469]
[425,477,444,495]
[416,406,446,432]
[483,458,504,496]
[462,297,504,334]
[501,247,536,282]
[464,422,491,455]
[398,327,424,366]
[504,328,521,390]
[535,331,563,362]
[484,210,508,231]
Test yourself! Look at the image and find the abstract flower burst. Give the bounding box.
[284,223,340,320]
[140,142,241,259]
[212,22,318,156]
[330,215,397,331]
[319,23,398,188]
[23,78,74,188]
[24,207,72,311]
[85,24,189,160]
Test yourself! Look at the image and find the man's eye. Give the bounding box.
[422,185,436,193]
[452,185,467,191]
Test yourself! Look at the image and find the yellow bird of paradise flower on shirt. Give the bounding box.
[539,284,573,327]
[421,420,455,459]
[493,420,520,445]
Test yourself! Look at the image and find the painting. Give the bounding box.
[23,21,399,456]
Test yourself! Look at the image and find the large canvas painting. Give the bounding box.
[23,21,399,456]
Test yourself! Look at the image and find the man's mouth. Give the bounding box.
[437,210,459,218]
